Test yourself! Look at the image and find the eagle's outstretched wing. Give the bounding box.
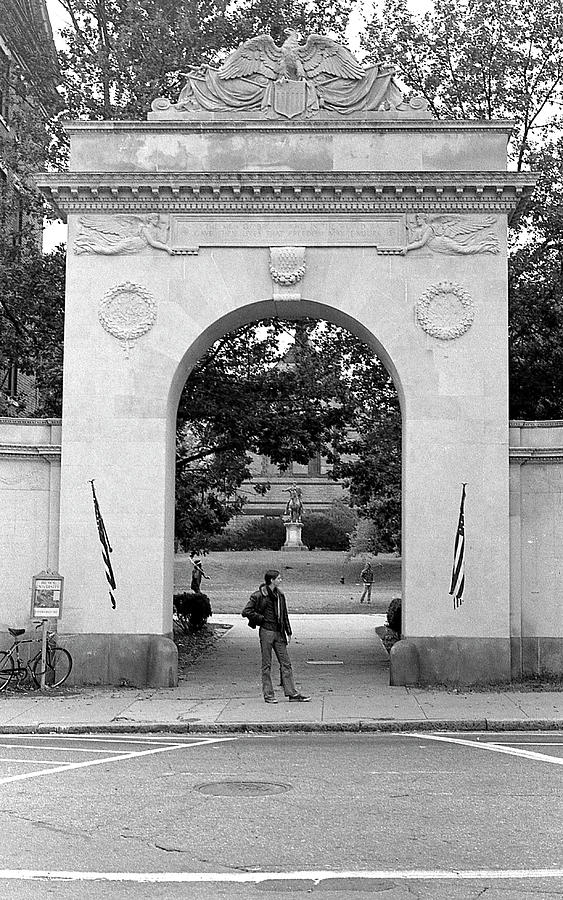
[298,34,365,81]
[218,34,282,81]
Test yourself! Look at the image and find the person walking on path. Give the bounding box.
[359,561,374,603]
[190,558,210,594]
[242,569,311,704]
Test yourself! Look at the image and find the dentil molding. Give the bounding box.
[36,171,536,222]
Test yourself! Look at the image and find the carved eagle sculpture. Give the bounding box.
[218,30,366,83]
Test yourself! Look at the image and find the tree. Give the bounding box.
[56,0,353,126]
[175,318,401,552]
[0,242,66,416]
[0,44,64,414]
[363,0,563,420]
[509,137,563,418]
[363,0,563,168]
[339,407,402,553]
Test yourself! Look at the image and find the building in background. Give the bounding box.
[0,0,59,412]
[239,452,348,516]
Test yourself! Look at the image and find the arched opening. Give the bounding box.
[166,299,405,683]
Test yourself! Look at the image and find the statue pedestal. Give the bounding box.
[282,521,308,552]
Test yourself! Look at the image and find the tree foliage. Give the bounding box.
[509,137,563,418]
[363,0,563,167]
[364,0,563,420]
[56,0,353,125]
[0,56,64,414]
[175,318,400,552]
[0,242,66,415]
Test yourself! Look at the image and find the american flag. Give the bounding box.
[89,480,117,609]
[449,483,466,610]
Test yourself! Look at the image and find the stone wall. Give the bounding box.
[1,417,561,681]
[0,418,61,642]
[509,421,563,678]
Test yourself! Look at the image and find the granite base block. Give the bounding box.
[521,637,563,678]
[58,633,178,687]
[390,637,512,687]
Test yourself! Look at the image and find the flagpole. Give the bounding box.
[89,479,117,610]
[449,482,467,611]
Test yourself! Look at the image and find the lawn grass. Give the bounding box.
[174,550,401,615]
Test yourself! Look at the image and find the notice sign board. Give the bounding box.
[31,571,63,619]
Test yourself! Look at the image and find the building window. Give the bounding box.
[308,452,322,476]
[0,50,10,123]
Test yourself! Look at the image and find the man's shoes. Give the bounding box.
[264,697,278,704]
[289,693,311,702]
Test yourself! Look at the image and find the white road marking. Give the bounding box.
[0,758,67,765]
[0,868,560,884]
[0,737,235,786]
[0,734,199,745]
[410,733,563,766]
[0,743,138,754]
[492,742,563,746]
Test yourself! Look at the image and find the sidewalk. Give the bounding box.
[0,615,562,733]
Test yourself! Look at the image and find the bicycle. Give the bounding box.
[0,624,73,691]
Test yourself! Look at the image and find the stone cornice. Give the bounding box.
[62,118,516,136]
[510,447,563,465]
[36,171,536,222]
[0,417,61,426]
[0,444,61,460]
[509,419,563,428]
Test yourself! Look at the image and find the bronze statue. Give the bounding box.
[284,484,303,523]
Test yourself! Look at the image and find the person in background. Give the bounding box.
[359,561,374,603]
[190,558,209,594]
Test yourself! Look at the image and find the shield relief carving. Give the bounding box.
[273,81,307,119]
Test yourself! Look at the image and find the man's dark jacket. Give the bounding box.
[242,584,292,643]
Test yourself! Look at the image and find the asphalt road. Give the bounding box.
[0,731,561,899]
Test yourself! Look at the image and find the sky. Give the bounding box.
[42,0,433,250]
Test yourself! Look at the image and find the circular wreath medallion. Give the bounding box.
[99,281,157,355]
[415,281,475,340]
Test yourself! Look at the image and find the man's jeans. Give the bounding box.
[259,627,297,699]
[360,583,372,602]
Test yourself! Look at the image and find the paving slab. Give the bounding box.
[1,696,136,726]
[0,615,561,732]
[503,691,563,719]
[407,690,524,722]
[323,690,422,723]
[216,697,325,724]
[123,697,231,724]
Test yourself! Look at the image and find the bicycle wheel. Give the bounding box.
[0,651,14,691]
[33,647,72,688]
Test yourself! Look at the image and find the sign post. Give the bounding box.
[31,571,64,690]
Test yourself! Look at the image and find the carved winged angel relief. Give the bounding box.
[150,30,429,119]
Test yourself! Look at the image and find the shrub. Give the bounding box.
[302,514,348,550]
[326,500,357,536]
[174,592,212,631]
[208,516,285,550]
[348,517,378,556]
[386,597,402,634]
[240,517,285,550]
[207,517,250,551]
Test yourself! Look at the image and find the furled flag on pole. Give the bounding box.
[449,483,467,610]
[89,479,117,609]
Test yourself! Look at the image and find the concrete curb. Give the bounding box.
[0,719,561,735]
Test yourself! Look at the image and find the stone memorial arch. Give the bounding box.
[37,33,535,687]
